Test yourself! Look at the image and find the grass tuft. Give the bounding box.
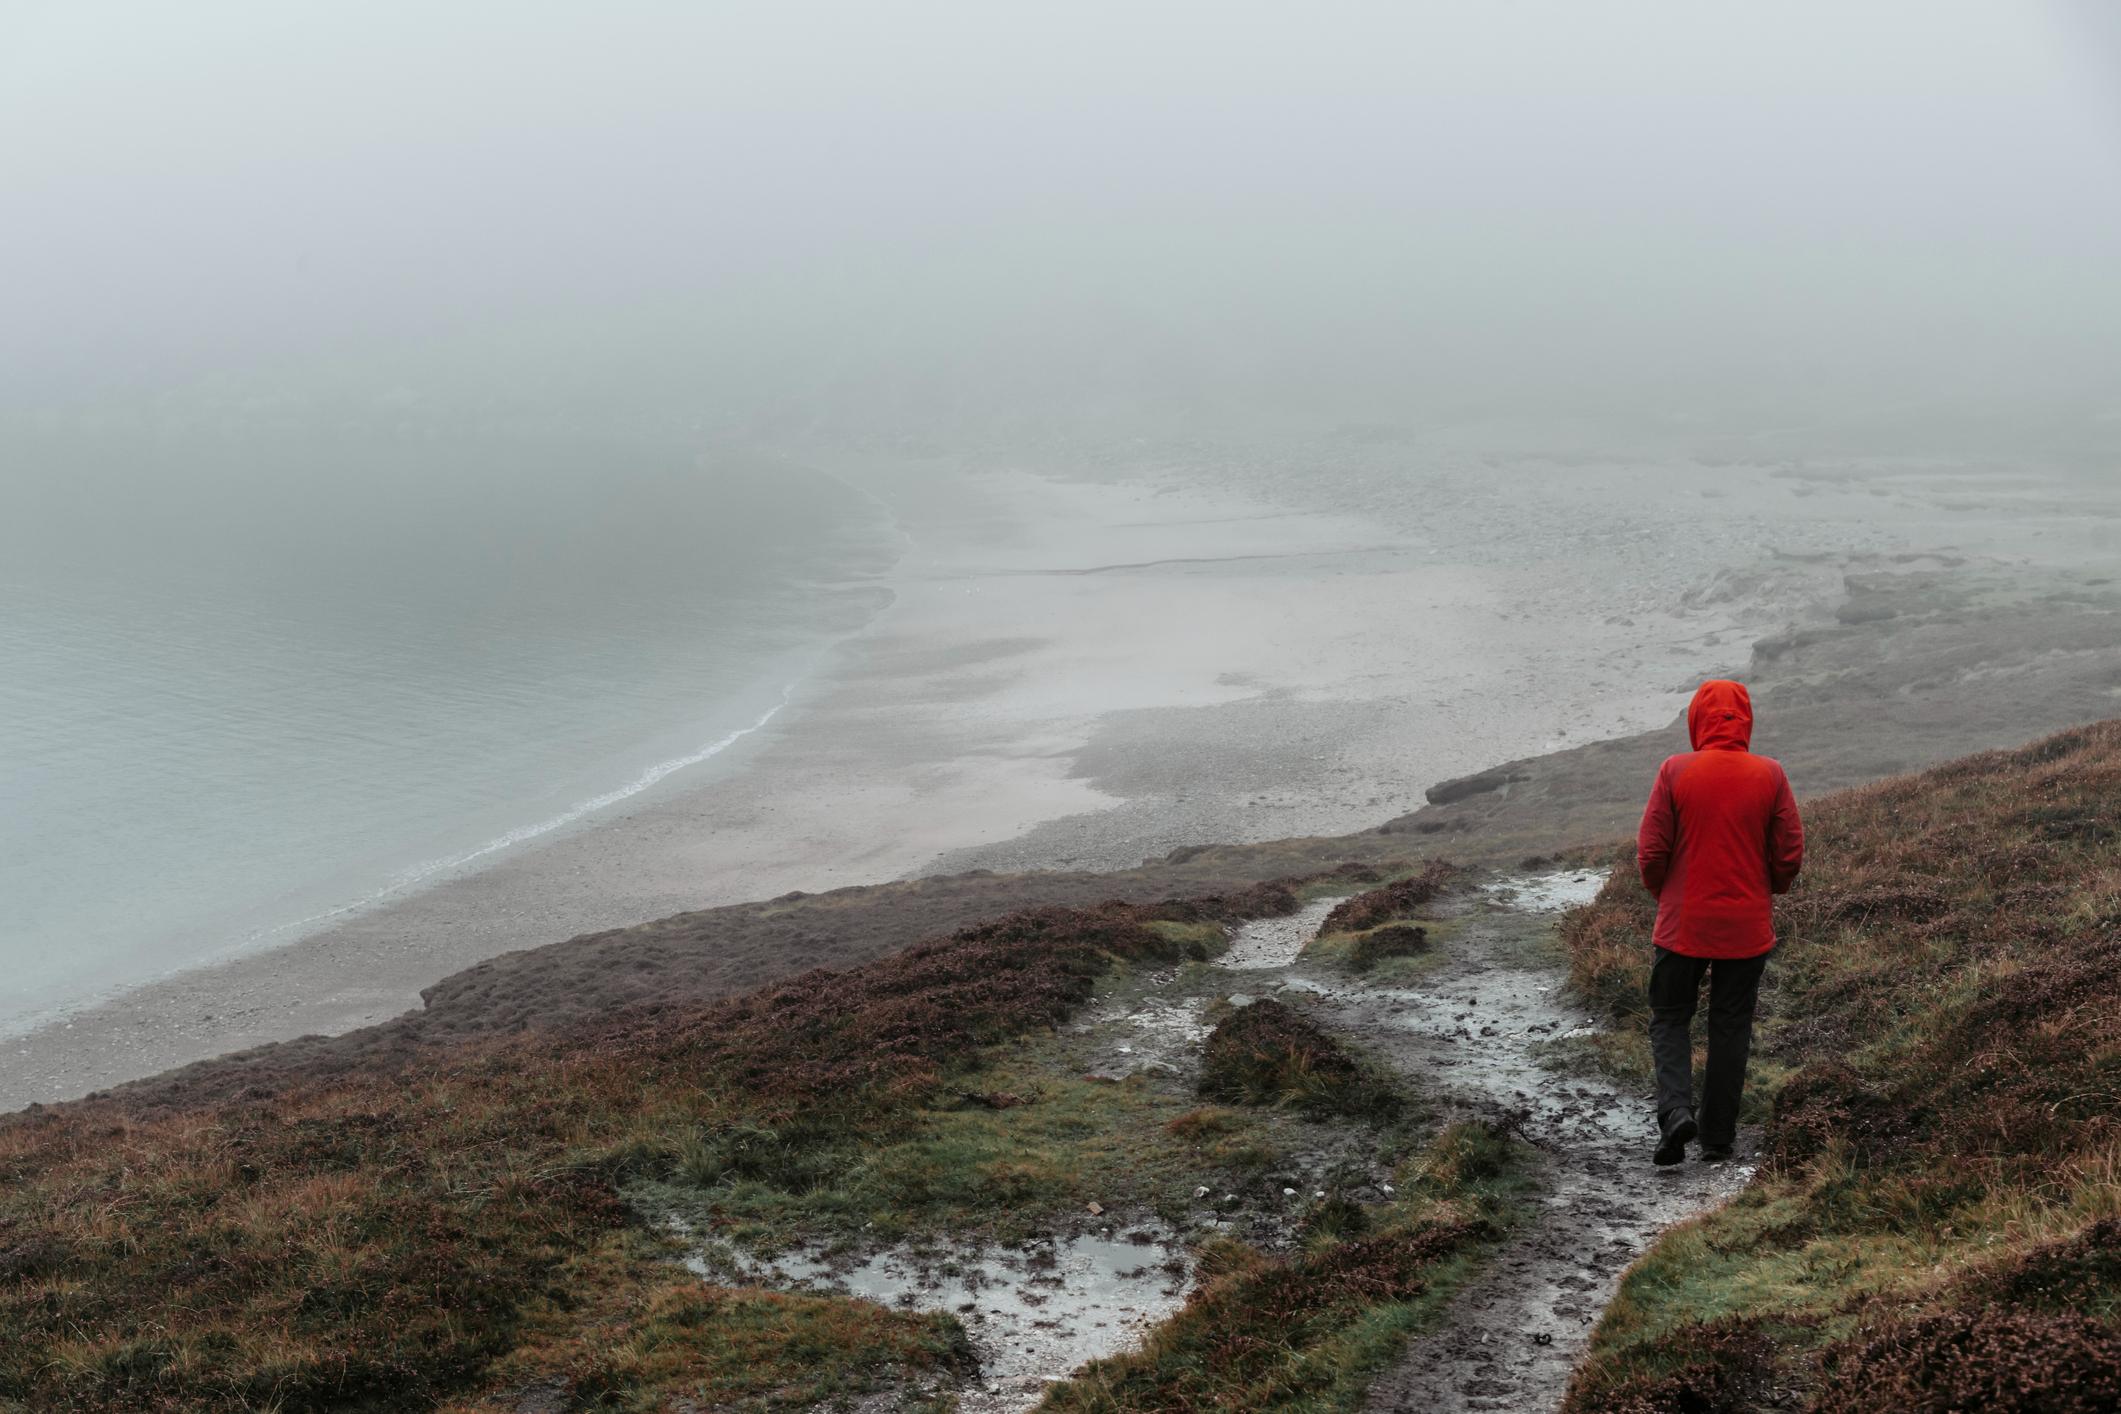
[1198,1000,1404,1120]
[1318,862,1460,936]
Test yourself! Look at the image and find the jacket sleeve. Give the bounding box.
[1767,765,1804,894]
[1637,760,1676,896]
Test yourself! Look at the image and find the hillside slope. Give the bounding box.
[4,874,1518,1411]
[4,718,2117,1410]
[1563,719,2121,1411]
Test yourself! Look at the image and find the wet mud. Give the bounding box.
[1218,895,1343,969]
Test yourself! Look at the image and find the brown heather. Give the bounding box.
[0,881,1346,1412]
[1318,861,1459,935]
[1348,924,1430,972]
[1562,719,2121,1412]
[1196,998,1404,1120]
[1561,1316,1790,1414]
[1814,1309,2121,1413]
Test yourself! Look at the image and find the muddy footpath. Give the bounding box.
[1332,874,1753,1412]
[1192,871,1753,1412]
[679,869,1752,1413]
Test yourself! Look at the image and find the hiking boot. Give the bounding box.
[1697,1143,1734,1163]
[1654,1110,1696,1167]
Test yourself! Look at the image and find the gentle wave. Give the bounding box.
[223,688,796,955]
[394,687,793,886]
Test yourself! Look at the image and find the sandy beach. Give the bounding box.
[5,449,2114,1111]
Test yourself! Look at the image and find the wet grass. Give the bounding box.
[0,869,1421,1411]
[644,1034,1328,1252]
[1560,719,2121,1411]
[1347,924,1430,971]
[459,1281,972,1413]
[1144,918,1232,961]
[1036,1119,1533,1412]
[0,904,1196,1410]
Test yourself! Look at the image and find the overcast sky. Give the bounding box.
[5,2,2118,437]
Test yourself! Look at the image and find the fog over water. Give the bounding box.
[3,3,2119,1027]
[7,2,2119,438]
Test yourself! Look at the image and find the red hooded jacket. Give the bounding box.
[1637,680,1805,959]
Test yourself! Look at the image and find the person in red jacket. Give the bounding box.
[1637,679,1805,1166]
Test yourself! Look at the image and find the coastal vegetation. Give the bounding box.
[0,875,1454,1411]
[1316,862,1458,936]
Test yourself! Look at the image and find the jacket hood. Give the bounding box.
[1688,679,1754,752]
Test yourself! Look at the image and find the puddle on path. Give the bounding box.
[1071,897,1348,1077]
[670,901,1356,1407]
[1217,894,1345,968]
[1300,872,1755,1414]
[1481,867,1611,914]
[1077,992,1213,1076]
[687,1228,1189,1412]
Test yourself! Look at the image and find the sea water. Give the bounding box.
[0,425,897,1034]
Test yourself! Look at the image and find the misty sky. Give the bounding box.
[5,2,2119,436]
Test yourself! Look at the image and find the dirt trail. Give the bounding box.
[1277,873,1756,1413]
[1087,873,1753,1411]
[688,877,1747,1412]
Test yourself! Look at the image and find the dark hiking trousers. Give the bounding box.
[1649,946,1767,1148]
